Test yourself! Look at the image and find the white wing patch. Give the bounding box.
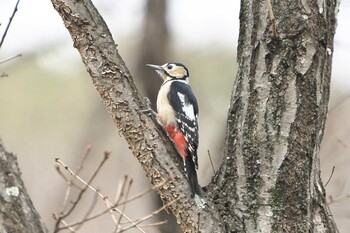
[177,93,196,121]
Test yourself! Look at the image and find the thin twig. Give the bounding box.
[76,144,92,176]
[57,145,92,216]
[0,0,21,48]
[328,194,350,205]
[54,153,109,231]
[207,150,216,174]
[114,175,129,206]
[324,166,335,187]
[119,196,181,232]
[116,178,133,229]
[53,213,78,233]
[138,220,168,227]
[55,157,146,233]
[337,138,350,149]
[60,151,109,218]
[117,178,170,206]
[57,199,120,231]
[75,189,99,230]
[55,166,82,189]
[197,213,201,233]
[0,54,22,64]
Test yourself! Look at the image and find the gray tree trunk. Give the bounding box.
[45,0,339,232]
[212,1,339,232]
[135,0,170,110]
[0,140,48,233]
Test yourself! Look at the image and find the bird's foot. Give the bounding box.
[139,97,157,116]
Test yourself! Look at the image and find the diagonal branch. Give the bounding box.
[49,0,221,232]
[0,0,21,48]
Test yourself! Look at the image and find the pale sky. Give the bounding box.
[0,0,349,103]
[0,0,239,57]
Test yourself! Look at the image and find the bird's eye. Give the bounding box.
[167,64,173,69]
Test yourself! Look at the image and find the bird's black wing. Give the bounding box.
[167,81,199,168]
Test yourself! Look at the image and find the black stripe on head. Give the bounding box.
[160,62,190,80]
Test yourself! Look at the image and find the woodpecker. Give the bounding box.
[147,62,201,196]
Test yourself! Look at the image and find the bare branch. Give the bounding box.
[324,166,336,187]
[75,190,99,230]
[0,0,21,48]
[0,54,22,64]
[114,175,128,205]
[207,150,216,174]
[119,197,181,232]
[54,157,146,233]
[117,178,171,206]
[50,0,221,231]
[116,178,133,228]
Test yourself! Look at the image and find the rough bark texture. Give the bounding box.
[212,0,339,232]
[134,1,181,232]
[49,0,339,232]
[50,0,221,232]
[0,140,48,233]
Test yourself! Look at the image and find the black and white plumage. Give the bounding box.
[147,62,201,196]
[168,80,199,167]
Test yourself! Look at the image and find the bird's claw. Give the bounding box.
[139,97,157,116]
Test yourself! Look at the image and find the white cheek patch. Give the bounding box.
[156,70,166,79]
[177,93,196,121]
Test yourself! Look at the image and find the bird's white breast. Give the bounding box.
[157,81,177,126]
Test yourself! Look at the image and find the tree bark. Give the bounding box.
[50,0,221,232]
[212,0,339,232]
[50,0,339,232]
[0,140,48,233]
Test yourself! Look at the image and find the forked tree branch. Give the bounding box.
[50,0,340,232]
[50,0,221,232]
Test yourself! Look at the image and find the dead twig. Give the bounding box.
[114,175,129,205]
[117,178,171,206]
[116,178,133,231]
[197,212,201,233]
[54,155,146,233]
[324,166,335,187]
[56,199,120,231]
[75,189,99,230]
[207,150,216,174]
[0,54,22,64]
[138,220,168,228]
[54,151,110,232]
[0,0,21,48]
[119,196,181,232]
[53,213,78,233]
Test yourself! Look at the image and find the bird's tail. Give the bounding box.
[185,155,202,197]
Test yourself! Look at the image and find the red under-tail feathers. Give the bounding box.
[163,124,201,196]
[164,124,187,159]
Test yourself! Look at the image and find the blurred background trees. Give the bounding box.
[1,0,350,232]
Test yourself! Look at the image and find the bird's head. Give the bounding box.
[147,62,189,83]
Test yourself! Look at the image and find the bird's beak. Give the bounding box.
[146,64,163,71]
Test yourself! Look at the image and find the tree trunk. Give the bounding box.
[212,0,339,232]
[135,0,170,110]
[0,140,48,233]
[50,0,339,232]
